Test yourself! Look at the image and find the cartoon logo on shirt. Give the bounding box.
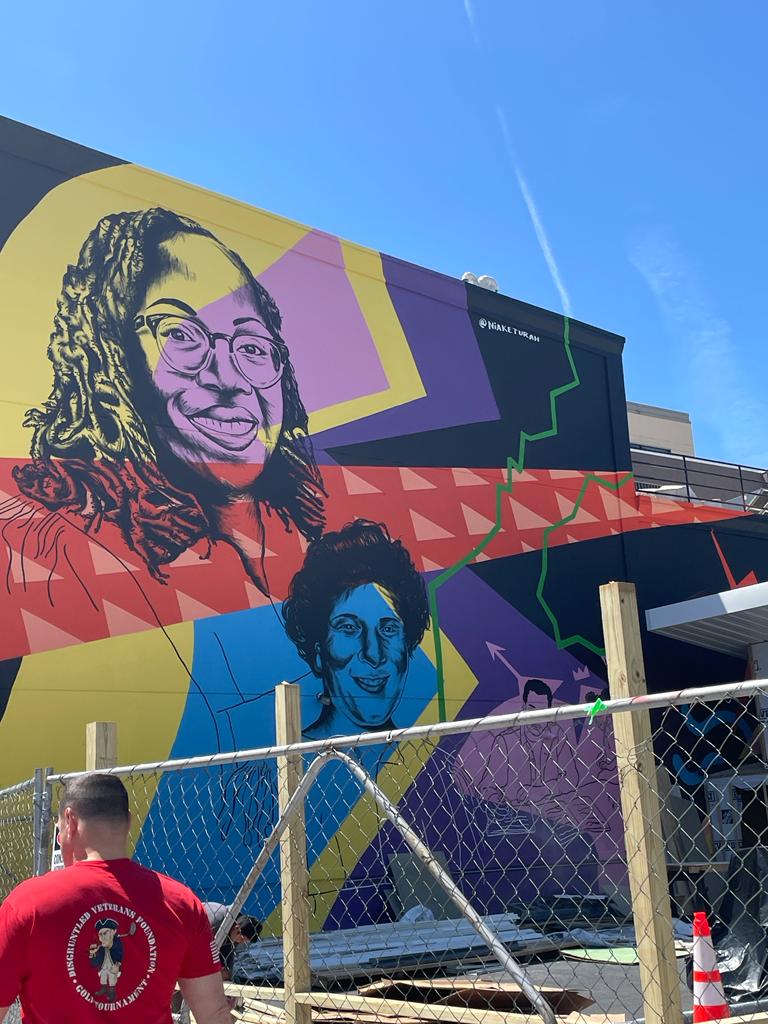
[67,903,157,1010]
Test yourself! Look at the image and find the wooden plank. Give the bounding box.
[224,982,286,1001]
[599,582,683,1024]
[275,683,312,1024]
[358,979,593,1015]
[296,991,541,1024]
[85,721,117,770]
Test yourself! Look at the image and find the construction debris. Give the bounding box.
[358,978,593,1016]
[233,913,568,984]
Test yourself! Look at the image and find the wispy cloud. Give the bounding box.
[463,0,483,51]
[628,227,767,466]
[495,106,573,318]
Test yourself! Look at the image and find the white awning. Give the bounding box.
[645,581,768,656]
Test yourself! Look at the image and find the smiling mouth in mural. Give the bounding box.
[352,674,389,694]
[185,406,260,451]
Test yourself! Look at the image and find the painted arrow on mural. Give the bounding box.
[485,641,520,678]
[486,641,567,701]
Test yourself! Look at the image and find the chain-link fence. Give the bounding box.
[8,675,763,1024]
[4,585,768,1023]
[0,777,35,902]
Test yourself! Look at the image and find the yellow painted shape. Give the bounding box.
[0,621,193,786]
[304,242,425,435]
[0,164,311,456]
[263,627,477,936]
[0,165,424,456]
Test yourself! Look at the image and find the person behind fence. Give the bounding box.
[0,773,233,1023]
[204,903,262,980]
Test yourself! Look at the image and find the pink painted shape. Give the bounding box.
[460,502,496,536]
[11,557,62,585]
[176,591,219,622]
[102,600,154,637]
[169,548,211,569]
[259,231,388,413]
[341,467,382,494]
[452,467,490,487]
[410,509,454,541]
[244,580,270,608]
[601,490,642,521]
[400,467,436,490]
[508,498,552,531]
[21,609,81,653]
[89,541,141,575]
[555,492,599,524]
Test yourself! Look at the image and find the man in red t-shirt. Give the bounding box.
[0,773,232,1023]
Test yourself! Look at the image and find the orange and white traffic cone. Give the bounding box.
[692,910,730,1023]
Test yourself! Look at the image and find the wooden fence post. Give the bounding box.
[85,722,118,771]
[275,683,311,1024]
[600,581,683,1024]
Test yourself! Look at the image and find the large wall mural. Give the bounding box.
[2,116,768,928]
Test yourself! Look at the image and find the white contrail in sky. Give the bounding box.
[463,0,482,50]
[495,106,573,317]
[461,3,573,316]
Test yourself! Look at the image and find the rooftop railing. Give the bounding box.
[630,446,768,514]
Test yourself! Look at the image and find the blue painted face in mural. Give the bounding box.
[320,583,409,731]
[136,233,285,487]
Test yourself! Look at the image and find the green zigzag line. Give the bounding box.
[535,470,635,656]
[427,316,633,720]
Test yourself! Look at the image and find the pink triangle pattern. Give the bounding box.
[21,609,81,653]
[167,547,212,569]
[244,581,270,608]
[410,510,455,542]
[452,467,490,488]
[89,541,142,575]
[102,601,155,638]
[600,490,642,521]
[508,499,552,531]
[11,556,62,585]
[176,591,219,622]
[341,468,381,495]
[555,492,599,525]
[399,468,436,490]
[460,503,497,536]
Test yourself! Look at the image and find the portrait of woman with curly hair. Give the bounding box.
[283,519,430,738]
[11,206,325,592]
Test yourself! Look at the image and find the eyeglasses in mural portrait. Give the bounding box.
[12,207,324,590]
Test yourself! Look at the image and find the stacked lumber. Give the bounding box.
[221,978,607,1024]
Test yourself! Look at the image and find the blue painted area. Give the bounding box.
[134,603,437,917]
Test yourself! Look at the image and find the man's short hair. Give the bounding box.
[235,915,262,942]
[523,678,553,707]
[60,773,130,824]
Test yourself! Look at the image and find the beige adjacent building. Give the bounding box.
[626,401,695,455]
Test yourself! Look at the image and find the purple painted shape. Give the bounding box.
[312,256,499,450]
[258,231,388,414]
[326,572,625,930]
[437,568,600,715]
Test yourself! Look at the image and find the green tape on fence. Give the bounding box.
[586,696,608,725]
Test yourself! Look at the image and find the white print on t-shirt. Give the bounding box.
[66,902,157,1012]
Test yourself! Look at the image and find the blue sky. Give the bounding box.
[1,1,765,465]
